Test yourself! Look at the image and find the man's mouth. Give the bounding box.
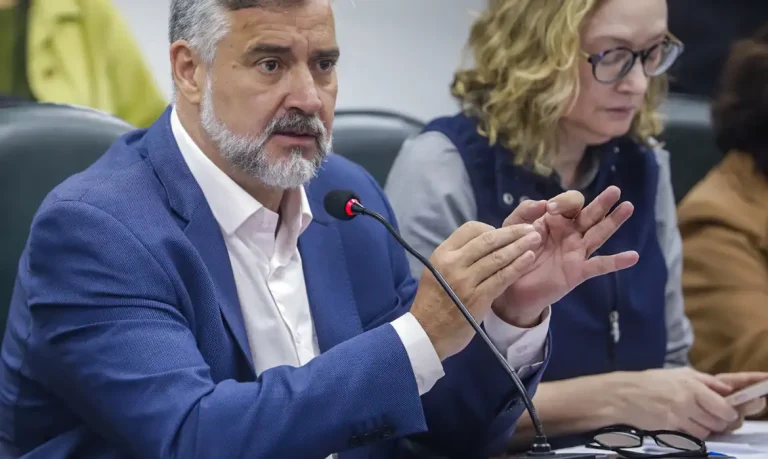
[271,130,321,147]
[274,129,317,139]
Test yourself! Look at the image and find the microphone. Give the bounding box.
[323,190,601,459]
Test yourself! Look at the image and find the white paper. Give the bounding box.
[709,420,768,448]
[644,441,763,456]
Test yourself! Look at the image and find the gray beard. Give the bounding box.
[200,78,331,189]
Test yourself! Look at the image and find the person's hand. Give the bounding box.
[492,186,639,326]
[410,221,543,360]
[714,372,768,432]
[612,367,743,439]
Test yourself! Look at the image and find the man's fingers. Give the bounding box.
[575,186,622,232]
[546,190,585,219]
[503,200,547,226]
[476,250,537,298]
[581,251,639,281]
[583,202,634,255]
[459,224,537,266]
[440,221,495,252]
[470,231,542,284]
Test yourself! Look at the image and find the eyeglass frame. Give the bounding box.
[586,424,708,459]
[581,33,685,84]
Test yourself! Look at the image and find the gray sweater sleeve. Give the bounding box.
[385,133,693,366]
[652,147,694,367]
[384,131,478,280]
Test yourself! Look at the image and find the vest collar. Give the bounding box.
[491,139,626,211]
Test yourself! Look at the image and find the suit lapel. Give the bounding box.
[144,109,254,375]
[184,209,255,375]
[299,193,363,352]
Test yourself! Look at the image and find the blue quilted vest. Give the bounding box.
[423,113,668,382]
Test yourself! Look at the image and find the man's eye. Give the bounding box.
[258,59,281,73]
[316,59,336,72]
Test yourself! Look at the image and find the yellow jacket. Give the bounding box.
[27,0,167,127]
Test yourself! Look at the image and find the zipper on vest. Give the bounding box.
[609,310,620,346]
[607,311,618,367]
[608,273,621,369]
[602,163,621,369]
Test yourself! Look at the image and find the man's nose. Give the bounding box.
[285,65,323,115]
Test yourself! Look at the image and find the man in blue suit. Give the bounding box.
[0,0,640,457]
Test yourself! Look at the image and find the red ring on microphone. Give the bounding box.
[345,199,359,217]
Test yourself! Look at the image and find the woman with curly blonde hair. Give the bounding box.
[387,0,767,449]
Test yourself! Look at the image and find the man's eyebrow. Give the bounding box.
[243,44,340,60]
[245,43,293,55]
[312,48,340,60]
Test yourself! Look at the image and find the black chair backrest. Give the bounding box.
[331,110,425,186]
[0,103,134,330]
[657,93,722,203]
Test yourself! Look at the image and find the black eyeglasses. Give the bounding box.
[582,34,685,84]
[586,425,708,458]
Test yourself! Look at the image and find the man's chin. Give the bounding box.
[264,147,324,166]
[250,156,323,189]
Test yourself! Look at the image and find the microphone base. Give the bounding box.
[503,453,608,458]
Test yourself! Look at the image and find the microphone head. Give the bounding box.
[323,189,361,221]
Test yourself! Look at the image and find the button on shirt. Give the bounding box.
[170,107,550,408]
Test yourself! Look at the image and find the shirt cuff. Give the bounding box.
[391,312,445,396]
[484,306,551,378]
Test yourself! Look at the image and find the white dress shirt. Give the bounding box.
[170,108,550,399]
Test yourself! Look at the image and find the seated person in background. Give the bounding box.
[0,0,640,457]
[668,0,768,98]
[680,23,768,376]
[386,0,768,448]
[0,0,166,127]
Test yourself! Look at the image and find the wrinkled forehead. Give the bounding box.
[223,0,336,55]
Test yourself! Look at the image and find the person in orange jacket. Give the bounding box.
[680,23,768,377]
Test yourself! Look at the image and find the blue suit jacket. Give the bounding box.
[0,109,546,459]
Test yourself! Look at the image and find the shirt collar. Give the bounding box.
[170,107,313,237]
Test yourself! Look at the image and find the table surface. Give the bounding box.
[555,421,768,458]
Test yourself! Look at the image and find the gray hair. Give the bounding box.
[169,0,305,65]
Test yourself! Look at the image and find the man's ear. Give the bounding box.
[170,41,207,105]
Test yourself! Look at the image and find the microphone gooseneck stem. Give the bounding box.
[354,204,551,454]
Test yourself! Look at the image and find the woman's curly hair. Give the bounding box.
[451,0,668,172]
